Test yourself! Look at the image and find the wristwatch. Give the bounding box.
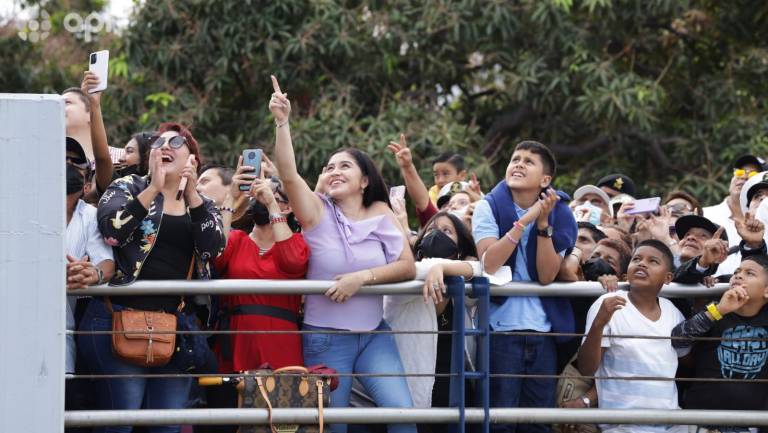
[536,226,554,238]
[581,395,591,408]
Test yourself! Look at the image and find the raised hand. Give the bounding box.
[148,149,166,192]
[716,286,749,315]
[699,226,729,268]
[593,295,627,327]
[598,274,620,292]
[261,153,278,178]
[180,155,199,202]
[230,155,257,200]
[80,70,102,106]
[466,172,483,201]
[734,212,765,248]
[387,133,414,169]
[616,201,637,231]
[269,75,291,124]
[537,188,560,228]
[249,169,278,212]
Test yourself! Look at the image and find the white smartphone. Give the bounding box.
[87,50,109,93]
[389,185,405,201]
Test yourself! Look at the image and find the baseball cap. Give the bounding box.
[573,185,613,216]
[597,174,637,197]
[675,214,727,242]
[436,181,470,209]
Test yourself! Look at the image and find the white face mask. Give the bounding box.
[754,198,768,229]
[574,202,603,226]
[450,206,469,219]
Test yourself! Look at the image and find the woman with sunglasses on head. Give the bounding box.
[80,122,225,433]
[269,75,417,433]
[199,160,309,433]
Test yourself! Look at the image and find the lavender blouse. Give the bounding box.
[303,193,405,330]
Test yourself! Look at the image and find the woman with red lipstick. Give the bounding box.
[79,123,226,433]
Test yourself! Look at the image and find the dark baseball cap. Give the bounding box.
[674,215,727,242]
[596,173,636,197]
[66,137,88,167]
[733,154,765,171]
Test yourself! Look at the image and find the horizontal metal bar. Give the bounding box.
[68,279,729,297]
[64,408,768,427]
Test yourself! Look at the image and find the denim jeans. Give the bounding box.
[489,332,557,433]
[302,320,416,433]
[77,298,193,433]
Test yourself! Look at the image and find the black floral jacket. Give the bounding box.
[97,174,226,286]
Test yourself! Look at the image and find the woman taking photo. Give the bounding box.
[269,76,417,433]
[80,123,225,433]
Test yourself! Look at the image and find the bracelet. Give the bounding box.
[505,231,519,245]
[94,266,104,285]
[220,206,235,214]
[513,221,525,231]
[369,269,377,283]
[269,214,288,224]
[275,119,289,128]
[706,302,723,321]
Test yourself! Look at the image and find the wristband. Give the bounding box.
[269,214,287,224]
[275,119,289,128]
[220,206,235,214]
[505,232,519,245]
[706,302,723,321]
[513,221,525,231]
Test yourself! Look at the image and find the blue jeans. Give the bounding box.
[77,298,193,433]
[489,333,557,433]
[302,321,416,433]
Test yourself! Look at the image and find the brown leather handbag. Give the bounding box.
[237,366,332,433]
[107,298,182,367]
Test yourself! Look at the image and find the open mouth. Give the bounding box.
[161,153,174,163]
[510,171,525,179]
[633,269,648,278]
[329,178,344,186]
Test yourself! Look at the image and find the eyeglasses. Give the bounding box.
[734,168,758,178]
[665,202,694,218]
[150,135,187,149]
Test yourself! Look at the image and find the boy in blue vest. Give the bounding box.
[473,140,577,433]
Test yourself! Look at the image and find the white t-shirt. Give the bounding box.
[583,290,690,433]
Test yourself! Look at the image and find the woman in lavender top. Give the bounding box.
[269,76,417,433]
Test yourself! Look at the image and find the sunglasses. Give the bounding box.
[150,135,187,149]
[734,168,758,178]
[665,202,694,218]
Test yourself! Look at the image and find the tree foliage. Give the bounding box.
[2,0,767,204]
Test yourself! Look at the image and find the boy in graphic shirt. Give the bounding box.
[672,254,768,433]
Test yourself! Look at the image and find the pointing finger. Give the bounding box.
[270,75,282,94]
[400,133,407,148]
[713,226,724,240]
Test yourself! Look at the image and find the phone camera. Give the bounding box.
[248,152,256,159]
[90,53,97,64]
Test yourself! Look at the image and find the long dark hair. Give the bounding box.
[413,211,477,260]
[330,148,391,209]
[131,131,154,176]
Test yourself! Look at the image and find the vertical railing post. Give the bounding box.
[445,276,466,433]
[471,277,490,433]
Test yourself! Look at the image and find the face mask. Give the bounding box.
[581,258,616,281]
[575,202,603,226]
[247,200,271,226]
[66,164,85,195]
[417,229,458,259]
[450,207,468,219]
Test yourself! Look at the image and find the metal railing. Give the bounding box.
[65,279,768,431]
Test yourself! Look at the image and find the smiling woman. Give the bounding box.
[268,75,418,433]
[78,121,225,433]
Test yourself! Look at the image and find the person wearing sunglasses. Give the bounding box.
[704,154,765,254]
[663,190,703,227]
[80,122,225,433]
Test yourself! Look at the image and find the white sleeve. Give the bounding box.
[583,295,611,348]
[85,212,114,266]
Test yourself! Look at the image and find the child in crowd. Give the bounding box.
[473,140,577,433]
[672,255,768,433]
[578,239,688,433]
[429,152,467,204]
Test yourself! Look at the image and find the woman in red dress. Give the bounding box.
[214,157,308,372]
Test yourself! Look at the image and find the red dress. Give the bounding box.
[214,230,309,372]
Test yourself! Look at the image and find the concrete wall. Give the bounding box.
[0,94,65,433]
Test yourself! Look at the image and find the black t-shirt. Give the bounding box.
[683,304,768,410]
[118,213,194,312]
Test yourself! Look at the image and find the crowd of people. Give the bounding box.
[63,72,768,433]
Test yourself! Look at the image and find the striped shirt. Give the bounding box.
[65,199,113,373]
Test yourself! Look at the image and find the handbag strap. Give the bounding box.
[273,365,309,375]
[316,380,325,433]
[255,376,278,433]
[105,255,194,314]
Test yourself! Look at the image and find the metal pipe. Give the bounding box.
[64,408,768,427]
[69,280,729,297]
